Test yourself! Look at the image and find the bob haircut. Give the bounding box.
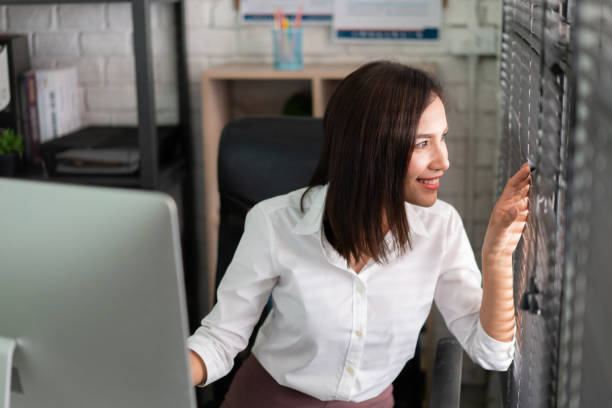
[302,60,445,265]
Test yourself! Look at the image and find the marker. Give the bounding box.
[295,5,303,29]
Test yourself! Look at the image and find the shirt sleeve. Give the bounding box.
[433,207,515,371]
[187,204,279,386]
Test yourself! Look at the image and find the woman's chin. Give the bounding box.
[405,196,438,207]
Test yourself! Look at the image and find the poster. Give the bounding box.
[240,0,333,24]
[333,0,441,41]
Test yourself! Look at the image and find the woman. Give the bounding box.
[187,61,530,407]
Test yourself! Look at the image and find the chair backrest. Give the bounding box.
[207,116,324,406]
[216,115,324,286]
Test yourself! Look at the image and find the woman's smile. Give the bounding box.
[416,176,441,190]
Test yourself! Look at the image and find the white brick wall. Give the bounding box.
[106,56,135,85]
[154,57,178,84]
[0,7,6,30]
[211,0,237,28]
[152,3,175,29]
[81,32,131,56]
[185,0,212,28]
[7,5,53,30]
[152,29,176,56]
[187,27,236,55]
[74,57,104,86]
[34,32,79,57]
[236,26,272,56]
[86,86,137,110]
[107,4,131,29]
[58,4,105,31]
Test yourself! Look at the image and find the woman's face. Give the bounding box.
[403,96,450,207]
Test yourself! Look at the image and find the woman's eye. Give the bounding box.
[442,132,448,141]
[415,140,428,148]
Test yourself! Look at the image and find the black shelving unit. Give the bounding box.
[1,0,192,190]
[1,0,197,313]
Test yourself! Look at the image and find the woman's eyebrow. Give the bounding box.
[417,127,449,138]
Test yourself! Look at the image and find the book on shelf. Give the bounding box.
[55,148,140,175]
[19,65,82,164]
[19,71,40,165]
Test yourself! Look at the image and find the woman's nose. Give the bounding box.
[432,142,450,171]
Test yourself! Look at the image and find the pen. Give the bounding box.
[295,5,303,29]
[278,7,285,30]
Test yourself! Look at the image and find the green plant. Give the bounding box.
[0,128,24,158]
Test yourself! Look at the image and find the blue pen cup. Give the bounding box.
[272,28,303,70]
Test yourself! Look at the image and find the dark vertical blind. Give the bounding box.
[499,0,573,406]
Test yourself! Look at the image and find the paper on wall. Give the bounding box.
[333,0,441,41]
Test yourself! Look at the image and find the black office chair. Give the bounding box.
[202,116,463,408]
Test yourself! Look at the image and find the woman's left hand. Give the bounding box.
[482,162,531,260]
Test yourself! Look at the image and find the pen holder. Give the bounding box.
[272,28,303,70]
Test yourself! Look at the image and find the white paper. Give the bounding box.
[333,0,441,41]
[240,0,333,24]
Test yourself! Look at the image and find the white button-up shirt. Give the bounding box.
[187,185,515,402]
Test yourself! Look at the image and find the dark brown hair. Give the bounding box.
[301,60,444,264]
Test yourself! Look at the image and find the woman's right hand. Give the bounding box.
[189,349,207,385]
[481,162,530,261]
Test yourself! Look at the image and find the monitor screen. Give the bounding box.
[0,179,196,408]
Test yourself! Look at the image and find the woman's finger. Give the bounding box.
[507,163,531,188]
[500,193,529,209]
[516,197,529,210]
[501,180,530,203]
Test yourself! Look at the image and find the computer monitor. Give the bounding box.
[0,179,196,408]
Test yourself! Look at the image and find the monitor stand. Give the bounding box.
[0,337,15,408]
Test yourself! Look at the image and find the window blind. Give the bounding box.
[498,0,573,406]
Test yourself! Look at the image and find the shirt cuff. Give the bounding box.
[473,318,516,370]
[187,336,222,387]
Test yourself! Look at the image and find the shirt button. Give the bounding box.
[347,367,355,374]
[357,285,364,294]
[355,330,363,337]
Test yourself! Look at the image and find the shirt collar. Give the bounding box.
[404,202,430,238]
[292,185,327,235]
[292,184,430,239]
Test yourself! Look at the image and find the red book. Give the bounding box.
[20,71,41,165]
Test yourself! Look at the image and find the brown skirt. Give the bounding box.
[221,354,394,408]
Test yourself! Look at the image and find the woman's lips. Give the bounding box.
[417,177,440,190]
